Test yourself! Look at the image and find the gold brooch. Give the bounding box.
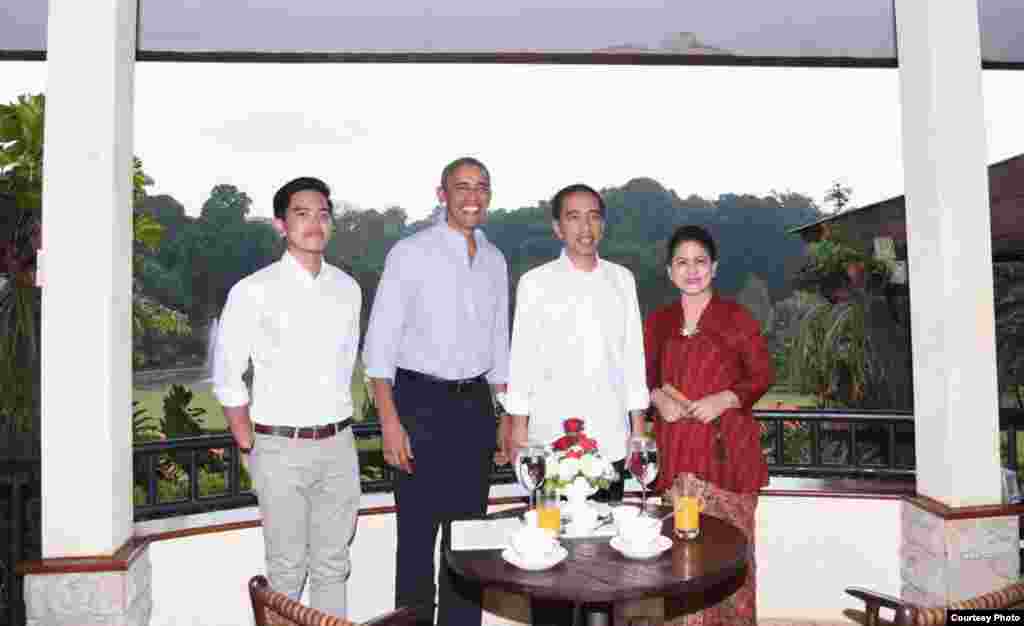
[680,325,699,337]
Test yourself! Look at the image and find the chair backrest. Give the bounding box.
[249,576,355,626]
[846,581,1024,626]
[912,582,1024,626]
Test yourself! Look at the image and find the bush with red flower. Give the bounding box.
[542,418,617,494]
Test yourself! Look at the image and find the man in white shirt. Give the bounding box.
[503,183,648,499]
[503,183,648,626]
[213,177,361,618]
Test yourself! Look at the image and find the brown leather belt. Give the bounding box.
[254,418,353,440]
[397,367,488,392]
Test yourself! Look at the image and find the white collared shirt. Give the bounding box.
[212,251,362,427]
[505,253,649,462]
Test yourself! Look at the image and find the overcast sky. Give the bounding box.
[5,0,1024,61]
[2,61,1023,220]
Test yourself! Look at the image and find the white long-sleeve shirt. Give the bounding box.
[212,251,362,427]
[505,253,649,462]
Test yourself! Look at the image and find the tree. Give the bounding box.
[186,184,278,323]
[0,93,190,433]
[200,184,252,226]
[824,180,853,214]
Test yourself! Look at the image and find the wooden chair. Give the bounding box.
[248,575,423,626]
[845,582,1024,626]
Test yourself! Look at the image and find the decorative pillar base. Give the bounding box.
[21,541,152,626]
[902,497,1019,607]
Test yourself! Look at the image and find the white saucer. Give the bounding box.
[501,544,569,571]
[610,535,672,560]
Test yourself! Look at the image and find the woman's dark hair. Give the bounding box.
[550,183,606,220]
[666,225,718,264]
[272,177,333,220]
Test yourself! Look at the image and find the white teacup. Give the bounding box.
[618,515,661,552]
[511,525,558,560]
[611,505,641,529]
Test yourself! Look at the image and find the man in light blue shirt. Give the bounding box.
[364,157,509,626]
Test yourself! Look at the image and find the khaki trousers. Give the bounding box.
[251,427,361,619]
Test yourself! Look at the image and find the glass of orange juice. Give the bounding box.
[536,492,561,534]
[673,473,702,540]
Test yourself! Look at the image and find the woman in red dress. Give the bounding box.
[644,225,773,626]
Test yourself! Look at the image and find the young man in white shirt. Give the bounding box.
[503,183,649,498]
[213,177,362,618]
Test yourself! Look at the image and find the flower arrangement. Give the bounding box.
[542,418,617,494]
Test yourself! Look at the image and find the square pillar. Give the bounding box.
[895,0,1000,506]
[901,499,1019,606]
[26,0,147,622]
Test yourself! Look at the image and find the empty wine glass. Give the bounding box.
[514,442,547,509]
[627,437,659,516]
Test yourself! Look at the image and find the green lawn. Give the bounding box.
[756,387,818,410]
[133,361,371,433]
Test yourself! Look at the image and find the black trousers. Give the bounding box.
[532,459,625,626]
[393,369,496,626]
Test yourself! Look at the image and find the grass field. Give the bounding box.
[133,362,370,432]
[755,388,818,410]
[133,370,814,434]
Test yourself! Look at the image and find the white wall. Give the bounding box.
[757,497,902,621]
[145,491,903,626]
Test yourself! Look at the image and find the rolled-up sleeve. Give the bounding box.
[621,270,650,411]
[504,273,537,416]
[363,243,409,381]
[212,281,256,408]
[487,254,511,385]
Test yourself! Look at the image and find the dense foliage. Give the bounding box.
[133,176,824,371]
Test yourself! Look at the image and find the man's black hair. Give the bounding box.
[550,183,606,220]
[272,177,333,220]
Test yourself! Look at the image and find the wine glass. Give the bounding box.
[514,443,547,509]
[627,437,659,516]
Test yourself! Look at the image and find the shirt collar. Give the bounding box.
[280,250,323,286]
[558,247,602,274]
[435,217,489,255]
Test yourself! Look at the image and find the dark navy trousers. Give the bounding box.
[393,368,496,626]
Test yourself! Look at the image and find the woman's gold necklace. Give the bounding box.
[680,300,707,337]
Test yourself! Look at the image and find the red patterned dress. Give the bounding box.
[643,295,773,626]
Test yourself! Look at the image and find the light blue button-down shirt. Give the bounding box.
[363,219,510,384]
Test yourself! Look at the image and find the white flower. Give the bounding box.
[581,455,604,479]
[559,457,581,482]
[545,456,560,479]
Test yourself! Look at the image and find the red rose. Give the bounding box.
[563,418,585,434]
[566,449,583,459]
[578,437,597,452]
[552,435,573,451]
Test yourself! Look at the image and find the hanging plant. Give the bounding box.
[792,229,891,301]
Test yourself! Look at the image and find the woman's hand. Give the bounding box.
[652,385,689,422]
[685,390,739,424]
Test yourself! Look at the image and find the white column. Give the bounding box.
[41,0,136,556]
[895,0,1000,506]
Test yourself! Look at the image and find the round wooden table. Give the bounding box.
[445,507,749,626]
